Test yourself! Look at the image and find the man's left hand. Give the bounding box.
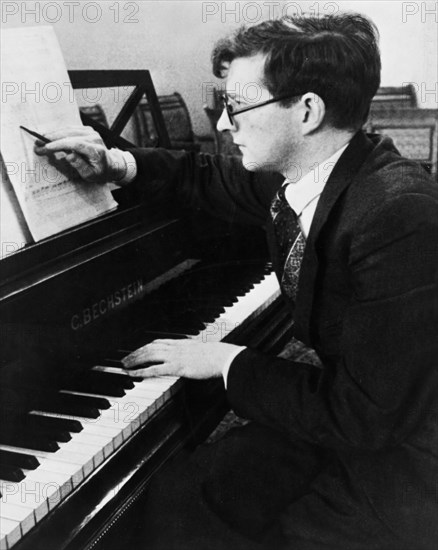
[121,339,242,379]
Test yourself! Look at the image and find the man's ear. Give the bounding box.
[300,93,326,135]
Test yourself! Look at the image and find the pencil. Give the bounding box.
[19,125,51,144]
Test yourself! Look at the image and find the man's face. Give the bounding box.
[217,54,303,175]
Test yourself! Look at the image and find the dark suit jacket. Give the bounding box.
[131,131,438,548]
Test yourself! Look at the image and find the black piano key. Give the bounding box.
[2,387,107,418]
[52,392,110,411]
[207,295,237,308]
[212,296,236,306]
[41,399,100,419]
[8,414,73,443]
[127,295,206,330]
[88,369,133,387]
[0,463,25,482]
[0,450,39,470]
[63,364,135,390]
[194,304,226,316]
[154,313,206,334]
[0,410,71,447]
[0,431,59,452]
[106,349,129,362]
[115,333,190,356]
[61,377,126,398]
[41,427,72,442]
[88,370,135,389]
[26,414,83,434]
[99,358,128,367]
[127,331,190,344]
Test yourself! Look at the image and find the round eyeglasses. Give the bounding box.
[220,92,305,126]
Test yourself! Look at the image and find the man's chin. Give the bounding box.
[241,158,274,173]
[240,154,264,172]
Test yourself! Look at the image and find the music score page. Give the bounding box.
[0,26,118,244]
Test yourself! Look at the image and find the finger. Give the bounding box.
[151,338,184,346]
[66,156,97,181]
[35,139,47,148]
[37,138,97,157]
[65,152,83,166]
[43,126,96,141]
[125,363,177,378]
[64,152,93,172]
[122,346,168,369]
[34,143,49,156]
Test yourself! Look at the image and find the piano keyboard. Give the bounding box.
[0,268,280,549]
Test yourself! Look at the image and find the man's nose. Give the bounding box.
[216,108,235,133]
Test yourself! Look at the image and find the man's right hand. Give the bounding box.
[34,126,128,184]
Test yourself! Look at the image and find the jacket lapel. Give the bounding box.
[292,130,375,344]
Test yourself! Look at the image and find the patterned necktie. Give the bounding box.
[270,185,306,301]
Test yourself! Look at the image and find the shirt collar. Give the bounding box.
[284,143,349,216]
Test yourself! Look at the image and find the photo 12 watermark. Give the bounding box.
[401,1,438,23]
[1,1,140,24]
[201,1,339,23]
[404,81,438,105]
[1,80,133,106]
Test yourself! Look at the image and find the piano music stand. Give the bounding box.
[68,70,171,150]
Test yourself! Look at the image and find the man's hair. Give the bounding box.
[212,13,381,130]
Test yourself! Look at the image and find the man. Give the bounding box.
[37,13,438,550]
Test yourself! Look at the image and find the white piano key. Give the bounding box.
[196,272,280,343]
[130,387,167,409]
[0,479,49,523]
[77,392,158,431]
[0,517,21,550]
[23,468,72,510]
[104,388,163,430]
[0,502,35,536]
[62,432,110,462]
[92,365,132,375]
[24,459,84,490]
[0,444,94,481]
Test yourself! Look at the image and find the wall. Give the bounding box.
[1,0,437,137]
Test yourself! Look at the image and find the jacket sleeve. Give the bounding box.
[129,148,283,226]
[226,191,438,451]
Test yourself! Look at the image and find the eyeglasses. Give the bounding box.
[220,92,304,126]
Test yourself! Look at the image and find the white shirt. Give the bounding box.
[284,144,349,237]
[222,143,349,386]
[119,150,138,184]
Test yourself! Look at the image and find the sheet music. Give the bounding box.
[0,26,118,243]
[0,153,32,259]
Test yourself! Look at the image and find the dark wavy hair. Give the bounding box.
[212,13,381,130]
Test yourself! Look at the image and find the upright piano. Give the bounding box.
[0,71,294,550]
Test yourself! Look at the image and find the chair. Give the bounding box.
[134,92,213,152]
[366,107,438,179]
[371,84,418,111]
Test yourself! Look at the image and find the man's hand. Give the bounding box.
[121,339,243,379]
[34,126,127,183]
